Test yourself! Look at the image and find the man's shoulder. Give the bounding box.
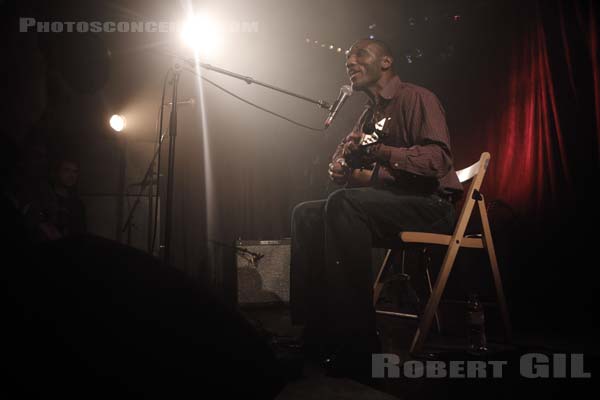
[394,82,444,113]
[397,81,439,100]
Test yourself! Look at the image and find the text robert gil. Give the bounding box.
[372,353,591,379]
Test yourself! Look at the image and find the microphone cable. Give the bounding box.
[183,67,326,132]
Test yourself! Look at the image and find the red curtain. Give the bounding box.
[588,1,600,162]
[483,0,599,219]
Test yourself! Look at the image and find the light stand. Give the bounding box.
[120,129,166,254]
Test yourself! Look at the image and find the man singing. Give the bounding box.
[289,38,463,380]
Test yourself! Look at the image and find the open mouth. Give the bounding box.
[349,70,361,80]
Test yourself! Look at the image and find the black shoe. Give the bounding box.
[323,350,375,385]
[322,334,382,385]
[301,336,333,362]
[299,326,336,362]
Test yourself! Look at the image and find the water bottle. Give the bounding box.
[466,293,488,354]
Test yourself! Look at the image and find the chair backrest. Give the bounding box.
[456,152,490,184]
[451,152,491,238]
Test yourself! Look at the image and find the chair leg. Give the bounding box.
[373,249,392,307]
[478,197,512,342]
[418,247,442,333]
[423,255,442,334]
[410,241,461,354]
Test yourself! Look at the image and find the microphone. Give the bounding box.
[324,85,353,128]
[163,98,195,106]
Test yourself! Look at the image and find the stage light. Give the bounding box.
[181,14,223,57]
[110,114,126,132]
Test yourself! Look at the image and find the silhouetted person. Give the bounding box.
[24,156,86,241]
[2,144,285,399]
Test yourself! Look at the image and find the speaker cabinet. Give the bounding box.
[236,239,290,306]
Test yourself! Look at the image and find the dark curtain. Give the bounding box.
[484,0,599,219]
[475,0,600,336]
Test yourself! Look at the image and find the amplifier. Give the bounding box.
[236,239,291,306]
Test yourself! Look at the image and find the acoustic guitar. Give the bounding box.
[343,117,391,187]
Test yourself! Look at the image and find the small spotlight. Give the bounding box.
[329,44,334,50]
[368,34,375,39]
[368,23,377,30]
[110,114,126,132]
[305,38,311,43]
[337,47,342,52]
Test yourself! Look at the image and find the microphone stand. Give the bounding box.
[120,101,191,253]
[161,67,181,264]
[154,57,336,267]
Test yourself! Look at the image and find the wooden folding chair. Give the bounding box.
[372,152,512,354]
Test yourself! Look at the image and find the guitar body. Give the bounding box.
[347,166,375,187]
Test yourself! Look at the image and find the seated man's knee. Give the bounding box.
[292,202,311,224]
[325,189,354,216]
[291,201,324,230]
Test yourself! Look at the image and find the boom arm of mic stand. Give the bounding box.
[179,58,332,111]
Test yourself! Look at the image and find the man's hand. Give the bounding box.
[328,159,349,184]
[342,131,363,157]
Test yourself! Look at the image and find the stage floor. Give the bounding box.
[242,304,598,400]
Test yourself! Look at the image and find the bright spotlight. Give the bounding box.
[110,114,126,132]
[181,14,223,57]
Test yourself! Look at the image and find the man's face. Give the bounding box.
[345,41,384,90]
[57,161,79,188]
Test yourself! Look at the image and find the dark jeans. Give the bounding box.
[290,186,456,353]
